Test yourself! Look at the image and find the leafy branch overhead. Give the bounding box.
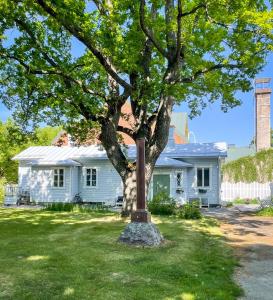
[0,1,272,128]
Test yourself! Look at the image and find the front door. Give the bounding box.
[153,174,170,197]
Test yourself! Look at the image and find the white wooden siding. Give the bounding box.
[18,161,32,189]
[221,182,273,201]
[18,158,222,205]
[150,168,188,204]
[182,158,220,205]
[30,166,71,202]
[78,160,123,205]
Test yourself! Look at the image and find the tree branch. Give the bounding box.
[176,0,182,61]
[139,0,168,58]
[117,125,135,139]
[0,52,107,99]
[180,63,244,83]
[181,4,206,17]
[34,0,132,92]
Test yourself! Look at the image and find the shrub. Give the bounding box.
[177,202,202,220]
[45,202,74,212]
[0,177,7,205]
[257,207,273,217]
[44,202,111,213]
[226,202,233,207]
[148,192,176,215]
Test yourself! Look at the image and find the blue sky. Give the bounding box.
[1,39,272,147]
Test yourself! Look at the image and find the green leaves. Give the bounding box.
[0,0,272,127]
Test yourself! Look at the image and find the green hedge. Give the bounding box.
[222,149,273,183]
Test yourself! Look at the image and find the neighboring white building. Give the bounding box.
[5,134,227,207]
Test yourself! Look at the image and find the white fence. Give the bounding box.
[221,181,273,201]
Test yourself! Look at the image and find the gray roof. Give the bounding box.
[13,142,227,167]
[155,157,193,168]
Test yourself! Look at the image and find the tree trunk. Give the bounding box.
[100,96,174,216]
[120,161,155,216]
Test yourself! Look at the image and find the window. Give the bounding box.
[176,172,183,187]
[197,167,210,188]
[53,168,64,187]
[86,168,97,187]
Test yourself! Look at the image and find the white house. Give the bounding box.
[5,132,227,207]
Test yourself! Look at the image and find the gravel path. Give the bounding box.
[203,207,273,300]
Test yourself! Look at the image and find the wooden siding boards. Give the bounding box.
[18,161,32,189]
[181,158,220,205]
[18,157,221,205]
[78,159,123,205]
[29,166,71,202]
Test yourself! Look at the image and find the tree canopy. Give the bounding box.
[0,1,272,129]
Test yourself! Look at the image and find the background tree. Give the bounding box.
[0,0,272,214]
[0,120,60,182]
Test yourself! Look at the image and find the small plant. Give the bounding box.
[45,202,74,212]
[148,192,176,215]
[257,207,273,217]
[177,201,202,220]
[226,202,233,207]
[233,198,259,205]
[44,202,111,213]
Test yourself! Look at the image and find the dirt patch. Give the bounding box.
[204,207,273,300]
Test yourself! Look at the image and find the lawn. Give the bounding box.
[0,208,241,300]
[256,207,273,217]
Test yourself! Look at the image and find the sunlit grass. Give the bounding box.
[256,207,273,217]
[0,208,241,299]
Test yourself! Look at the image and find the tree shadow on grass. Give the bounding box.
[0,208,242,300]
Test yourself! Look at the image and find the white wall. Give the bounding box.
[182,158,220,205]
[29,166,71,202]
[221,181,273,201]
[18,161,32,188]
[78,159,123,205]
[149,168,188,204]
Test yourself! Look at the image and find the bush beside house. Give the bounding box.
[148,192,202,219]
[222,149,273,183]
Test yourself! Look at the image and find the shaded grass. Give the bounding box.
[0,208,241,300]
[256,207,273,217]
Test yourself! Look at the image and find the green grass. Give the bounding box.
[0,208,241,300]
[233,198,259,205]
[256,207,273,217]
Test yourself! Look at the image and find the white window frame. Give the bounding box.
[175,170,183,188]
[195,166,211,189]
[84,167,98,188]
[52,168,65,189]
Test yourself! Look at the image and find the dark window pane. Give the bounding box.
[197,168,203,187]
[59,180,64,187]
[86,180,91,186]
[92,180,96,187]
[86,169,91,175]
[177,173,182,187]
[204,168,210,187]
[59,169,64,175]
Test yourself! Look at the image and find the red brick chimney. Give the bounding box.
[255,78,271,152]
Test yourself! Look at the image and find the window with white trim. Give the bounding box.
[197,167,210,188]
[86,168,97,187]
[53,168,64,187]
[176,172,183,187]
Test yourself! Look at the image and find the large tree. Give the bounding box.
[0,0,272,214]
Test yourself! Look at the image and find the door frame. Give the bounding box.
[151,172,171,199]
